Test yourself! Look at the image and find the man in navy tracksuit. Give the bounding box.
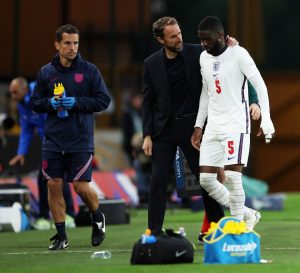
[8,77,75,230]
[30,24,111,250]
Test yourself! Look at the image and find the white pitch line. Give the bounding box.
[0,249,132,255]
[264,247,300,250]
[1,247,300,256]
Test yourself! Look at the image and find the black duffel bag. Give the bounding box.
[131,229,194,264]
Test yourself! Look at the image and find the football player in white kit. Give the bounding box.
[191,16,275,230]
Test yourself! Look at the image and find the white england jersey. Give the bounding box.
[196,45,260,134]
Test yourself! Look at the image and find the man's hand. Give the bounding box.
[61,97,75,110]
[257,119,275,144]
[191,127,203,151]
[142,135,153,156]
[249,103,261,120]
[226,35,239,47]
[50,97,61,110]
[9,154,25,166]
[257,128,275,144]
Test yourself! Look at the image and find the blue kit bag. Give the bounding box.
[203,217,260,264]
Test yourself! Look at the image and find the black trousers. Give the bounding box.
[148,116,224,232]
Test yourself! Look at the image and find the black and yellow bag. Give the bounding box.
[131,229,194,264]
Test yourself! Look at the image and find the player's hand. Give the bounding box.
[257,119,275,144]
[50,97,61,110]
[226,35,239,47]
[191,127,203,151]
[9,154,25,166]
[142,135,153,156]
[61,97,76,110]
[249,103,261,120]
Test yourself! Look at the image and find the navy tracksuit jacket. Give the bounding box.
[30,53,111,153]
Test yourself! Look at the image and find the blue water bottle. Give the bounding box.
[54,83,68,118]
[141,229,157,244]
[57,90,68,118]
[141,229,151,244]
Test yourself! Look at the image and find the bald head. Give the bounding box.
[9,77,28,102]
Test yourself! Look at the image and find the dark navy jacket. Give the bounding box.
[30,53,111,153]
[17,82,47,155]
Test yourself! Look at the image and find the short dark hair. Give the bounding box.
[198,16,224,34]
[152,16,179,39]
[55,24,80,42]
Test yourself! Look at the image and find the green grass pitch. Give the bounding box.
[1,193,300,273]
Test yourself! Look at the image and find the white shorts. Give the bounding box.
[199,133,250,167]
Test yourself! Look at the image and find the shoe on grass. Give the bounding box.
[246,209,261,231]
[91,213,105,246]
[48,234,69,250]
[198,232,207,244]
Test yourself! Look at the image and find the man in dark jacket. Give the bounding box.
[30,24,111,250]
[142,17,225,234]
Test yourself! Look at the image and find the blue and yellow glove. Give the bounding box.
[50,97,61,110]
[61,97,75,110]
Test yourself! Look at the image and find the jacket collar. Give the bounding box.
[51,53,82,72]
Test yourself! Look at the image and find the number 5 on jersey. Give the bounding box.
[215,79,221,94]
[227,140,234,154]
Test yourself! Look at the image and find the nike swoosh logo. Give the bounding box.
[96,222,103,229]
[63,241,69,249]
[227,156,236,160]
[175,250,187,257]
[213,74,219,77]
